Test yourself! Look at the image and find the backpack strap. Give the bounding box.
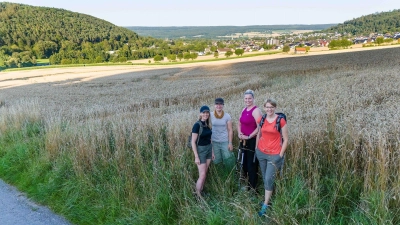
[275,115,282,133]
[196,121,204,146]
[259,113,267,128]
[275,113,285,146]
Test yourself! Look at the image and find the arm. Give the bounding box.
[279,124,289,157]
[237,119,242,139]
[211,139,215,160]
[255,124,261,150]
[191,133,200,165]
[227,120,233,151]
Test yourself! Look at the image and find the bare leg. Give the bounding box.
[264,190,273,205]
[196,159,211,197]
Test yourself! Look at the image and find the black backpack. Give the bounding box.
[259,112,286,144]
[187,121,205,149]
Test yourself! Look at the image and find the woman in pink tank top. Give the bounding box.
[237,89,262,192]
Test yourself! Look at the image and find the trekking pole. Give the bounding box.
[236,141,243,190]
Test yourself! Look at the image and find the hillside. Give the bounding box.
[0,2,162,67]
[127,24,336,39]
[324,9,400,35]
[0,2,138,47]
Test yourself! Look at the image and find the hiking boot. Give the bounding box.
[258,204,268,217]
[259,201,273,207]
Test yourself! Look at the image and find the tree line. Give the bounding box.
[324,9,400,35]
[0,3,234,68]
[0,3,162,68]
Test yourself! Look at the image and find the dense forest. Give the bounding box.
[126,24,336,39]
[0,2,165,68]
[324,9,400,35]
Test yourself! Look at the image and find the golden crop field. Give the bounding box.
[0,47,399,224]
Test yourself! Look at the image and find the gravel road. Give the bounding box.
[0,179,71,225]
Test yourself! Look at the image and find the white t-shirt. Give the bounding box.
[210,111,231,142]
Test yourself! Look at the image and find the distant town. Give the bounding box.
[149,31,400,59]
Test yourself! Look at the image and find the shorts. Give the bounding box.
[197,144,212,164]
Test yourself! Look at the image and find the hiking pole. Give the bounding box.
[236,141,242,191]
[237,139,245,191]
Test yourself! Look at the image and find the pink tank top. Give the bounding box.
[239,106,257,136]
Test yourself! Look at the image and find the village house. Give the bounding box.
[244,46,252,52]
[319,40,329,47]
[295,47,307,54]
[266,39,280,46]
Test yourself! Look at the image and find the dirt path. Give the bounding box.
[0,179,71,225]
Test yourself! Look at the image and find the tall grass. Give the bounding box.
[0,47,399,224]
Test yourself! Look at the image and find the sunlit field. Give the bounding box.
[0,47,399,224]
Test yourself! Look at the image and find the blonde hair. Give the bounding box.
[264,98,277,107]
[198,114,212,129]
[244,89,255,98]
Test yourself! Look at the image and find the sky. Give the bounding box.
[7,0,400,26]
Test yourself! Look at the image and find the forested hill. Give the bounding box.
[0,2,161,67]
[0,2,139,47]
[324,9,400,35]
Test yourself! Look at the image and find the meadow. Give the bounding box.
[0,47,399,224]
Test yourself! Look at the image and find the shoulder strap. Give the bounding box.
[275,113,286,146]
[259,114,267,128]
[258,114,267,140]
[274,113,286,133]
[196,121,204,146]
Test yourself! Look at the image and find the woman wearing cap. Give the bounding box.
[237,89,262,191]
[191,105,214,197]
[255,98,288,216]
[211,98,234,168]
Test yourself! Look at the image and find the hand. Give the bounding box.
[238,133,243,139]
[279,153,284,158]
[195,157,200,165]
[228,143,233,151]
[212,152,215,161]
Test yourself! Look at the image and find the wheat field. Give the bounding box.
[0,47,399,224]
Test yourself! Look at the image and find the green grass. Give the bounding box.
[36,58,49,64]
[132,51,281,66]
[0,108,398,224]
[1,62,134,72]
[1,51,281,72]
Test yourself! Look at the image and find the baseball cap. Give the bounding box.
[214,98,224,105]
[200,105,210,113]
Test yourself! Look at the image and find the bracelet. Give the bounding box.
[228,142,232,144]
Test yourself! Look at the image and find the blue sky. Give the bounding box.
[8,0,400,26]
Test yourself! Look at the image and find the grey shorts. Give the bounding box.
[197,144,212,164]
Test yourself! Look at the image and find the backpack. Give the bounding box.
[187,121,205,149]
[259,112,286,144]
